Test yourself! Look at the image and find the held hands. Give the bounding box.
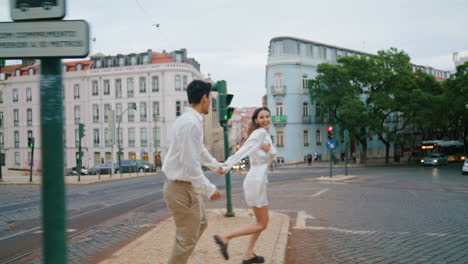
[261,144,271,153]
[210,187,221,200]
[217,166,227,175]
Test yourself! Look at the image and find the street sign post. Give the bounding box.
[0,20,89,59]
[10,0,65,21]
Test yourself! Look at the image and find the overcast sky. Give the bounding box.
[1,0,467,107]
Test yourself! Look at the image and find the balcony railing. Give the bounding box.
[302,115,312,123]
[271,85,286,96]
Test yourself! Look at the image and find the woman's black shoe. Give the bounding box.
[242,254,265,264]
[213,235,229,260]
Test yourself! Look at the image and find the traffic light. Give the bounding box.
[78,123,85,138]
[212,80,235,123]
[28,137,34,148]
[327,126,333,140]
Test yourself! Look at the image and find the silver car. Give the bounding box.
[421,154,448,166]
[462,159,468,175]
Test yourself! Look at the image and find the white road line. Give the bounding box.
[311,188,329,198]
[302,226,376,235]
[294,210,315,229]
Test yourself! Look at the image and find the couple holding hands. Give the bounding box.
[162,80,276,264]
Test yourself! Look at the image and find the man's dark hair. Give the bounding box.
[187,80,211,104]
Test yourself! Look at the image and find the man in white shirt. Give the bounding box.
[162,80,225,264]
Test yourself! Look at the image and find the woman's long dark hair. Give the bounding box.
[243,107,271,144]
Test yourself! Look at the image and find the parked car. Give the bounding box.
[88,163,118,175]
[462,159,468,175]
[116,159,156,173]
[66,166,89,175]
[421,154,448,166]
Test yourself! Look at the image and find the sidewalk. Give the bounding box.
[0,172,156,184]
[99,208,290,264]
[278,158,410,169]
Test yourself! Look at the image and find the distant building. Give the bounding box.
[228,107,256,153]
[265,36,451,164]
[0,49,224,171]
[453,51,468,67]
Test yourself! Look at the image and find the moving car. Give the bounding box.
[462,159,468,175]
[115,159,156,173]
[421,154,449,166]
[88,163,118,175]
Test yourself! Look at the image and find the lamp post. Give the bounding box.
[117,103,137,177]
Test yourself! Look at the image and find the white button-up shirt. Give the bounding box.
[162,107,221,198]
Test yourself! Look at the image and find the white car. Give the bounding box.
[462,159,468,175]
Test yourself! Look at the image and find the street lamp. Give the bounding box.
[117,103,137,176]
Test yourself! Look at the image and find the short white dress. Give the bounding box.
[224,128,276,207]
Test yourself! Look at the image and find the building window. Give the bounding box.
[176,101,182,117]
[75,129,79,147]
[141,127,148,146]
[13,88,18,102]
[105,128,111,146]
[26,87,32,102]
[183,75,188,91]
[92,80,99,96]
[116,103,122,121]
[93,104,99,122]
[130,56,137,65]
[0,111,3,128]
[316,129,322,146]
[0,132,4,149]
[74,84,80,99]
[103,80,110,95]
[93,129,100,146]
[140,102,147,121]
[128,103,135,122]
[275,101,283,116]
[304,129,310,147]
[74,106,80,124]
[27,130,33,139]
[139,77,146,93]
[15,152,20,166]
[153,127,160,147]
[115,79,122,98]
[14,130,19,148]
[0,90,3,104]
[175,75,181,91]
[152,76,159,92]
[276,129,284,147]
[315,103,322,119]
[152,101,160,121]
[303,102,309,117]
[13,109,19,126]
[128,127,135,147]
[94,152,100,165]
[273,73,284,88]
[27,108,32,126]
[302,74,308,89]
[127,78,134,97]
[104,104,111,122]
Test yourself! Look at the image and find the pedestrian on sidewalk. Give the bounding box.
[214,107,276,264]
[162,80,226,264]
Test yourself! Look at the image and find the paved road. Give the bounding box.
[1,163,467,263]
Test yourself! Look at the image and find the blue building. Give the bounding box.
[265,36,450,164]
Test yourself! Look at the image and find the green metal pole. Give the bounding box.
[77,135,81,182]
[329,151,332,178]
[29,138,34,182]
[40,58,67,264]
[222,122,234,217]
[344,130,349,176]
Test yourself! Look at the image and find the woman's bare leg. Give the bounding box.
[217,206,269,259]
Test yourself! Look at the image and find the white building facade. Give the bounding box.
[0,49,223,171]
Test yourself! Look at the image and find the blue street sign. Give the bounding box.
[326,139,336,150]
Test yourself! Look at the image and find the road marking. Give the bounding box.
[303,226,376,235]
[311,188,329,198]
[294,210,315,229]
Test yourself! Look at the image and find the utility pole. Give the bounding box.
[78,123,85,182]
[28,137,35,182]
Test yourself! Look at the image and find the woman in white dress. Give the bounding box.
[214,107,276,264]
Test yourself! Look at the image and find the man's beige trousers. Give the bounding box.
[163,180,207,264]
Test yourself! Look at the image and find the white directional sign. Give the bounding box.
[0,20,89,58]
[10,0,65,21]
